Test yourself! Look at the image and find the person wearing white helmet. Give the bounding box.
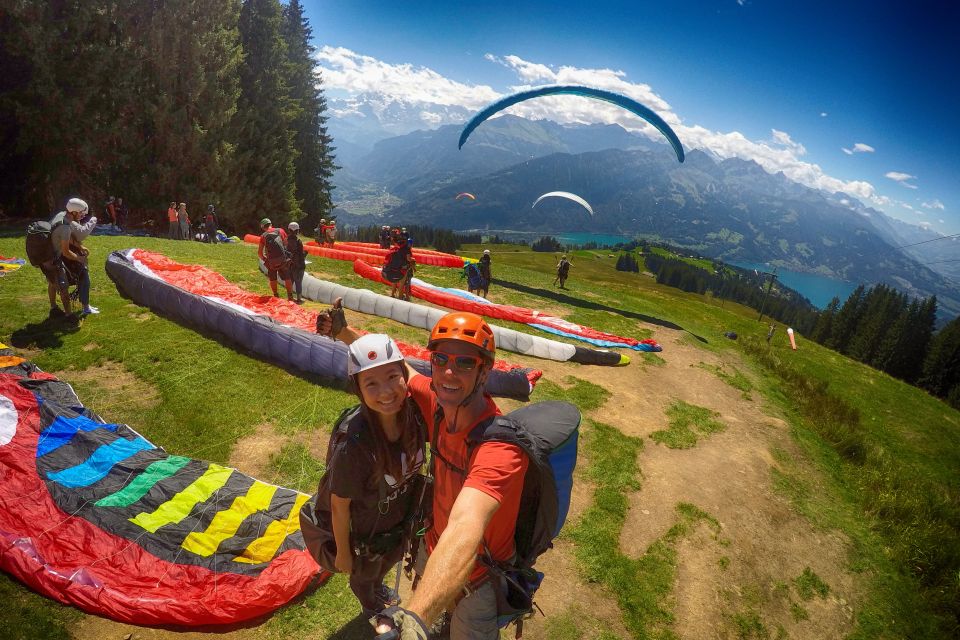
[286,221,306,303]
[47,198,98,319]
[300,333,427,634]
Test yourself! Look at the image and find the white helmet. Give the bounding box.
[66,198,88,213]
[347,334,405,377]
[483,249,490,255]
[288,221,300,232]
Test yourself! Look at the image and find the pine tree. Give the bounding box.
[129,1,242,213]
[230,0,298,228]
[281,0,337,229]
[919,315,960,398]
[811,296,840,343]
[828,285,866,353]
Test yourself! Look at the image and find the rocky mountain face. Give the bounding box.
[329,118,959,318]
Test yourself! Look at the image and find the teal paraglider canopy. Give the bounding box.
[458,85,685,163]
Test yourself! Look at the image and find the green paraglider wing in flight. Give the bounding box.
[458,85,684,163]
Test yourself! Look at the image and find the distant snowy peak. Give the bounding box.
[328,94,471,136]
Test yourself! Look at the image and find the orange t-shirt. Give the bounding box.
[167,207,177,222]
[408,375,528,583]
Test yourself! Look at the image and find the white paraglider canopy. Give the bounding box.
[532,191,594,217]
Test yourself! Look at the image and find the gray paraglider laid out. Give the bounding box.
[107,250,533,399]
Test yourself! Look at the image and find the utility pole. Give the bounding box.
[757,266,778,322]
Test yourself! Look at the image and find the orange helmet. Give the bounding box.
[428,312,495,361]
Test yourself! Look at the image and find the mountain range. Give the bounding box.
[328,114,959,319]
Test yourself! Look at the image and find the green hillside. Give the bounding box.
[0,234,957,639]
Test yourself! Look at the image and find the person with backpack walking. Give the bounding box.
[299,331,428,634]
[382,231,415,300]
[257,218,294,300]
[51,198,98,319]
[27,198,97,321]
[319,308,536,640]
[477,250,492,298]
[555,255,572,289]
[286,221,306,303]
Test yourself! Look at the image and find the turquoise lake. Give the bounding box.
[482,231,857,309]
[728,261,858,310]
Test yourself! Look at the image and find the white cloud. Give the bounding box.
[842,142,875,155]
[317,49,903,212]
[820,112,828,117]
[885,171,918,189]
[922,199,945,210]
[315,46,499,109]
[940,219,945,224]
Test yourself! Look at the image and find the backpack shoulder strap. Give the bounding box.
[430,405,498,479]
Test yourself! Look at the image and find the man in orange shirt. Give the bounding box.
[321,308,528,639]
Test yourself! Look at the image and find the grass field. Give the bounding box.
[0,232,957,639]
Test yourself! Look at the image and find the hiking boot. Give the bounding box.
[48,307,65,318]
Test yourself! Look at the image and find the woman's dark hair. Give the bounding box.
[352,364,422,489]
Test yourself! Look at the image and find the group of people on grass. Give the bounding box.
[26,198,554,639]
[257,218,307,303]
[166,202,220,243]
[312,302,528,639]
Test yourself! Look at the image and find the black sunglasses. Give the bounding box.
[430,351,483,372]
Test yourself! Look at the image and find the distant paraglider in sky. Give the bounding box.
[458,85,685,163]
[455,192,476,201]
[533,191,594,217]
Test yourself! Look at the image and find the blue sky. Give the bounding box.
[302,0,960,234]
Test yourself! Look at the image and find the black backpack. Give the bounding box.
[25,219,65,267]
[262,229,290,262]
[299,404,429,572]
[430,401,581,633]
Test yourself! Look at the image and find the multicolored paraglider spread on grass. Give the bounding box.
[353,260,662,352]
[107,249,539,398]
[0,345,324,626]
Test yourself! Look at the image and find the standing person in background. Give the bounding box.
[105,196,117,229]
[177,202,190,240]
[379,225,391,249]
[167,202,178,239]
[555,254,572,289]
[257,218,294,300]
[115,197,128,231]
[402,227,412,247]
[204,204,219,244]
[478,249,492,298]
[382,230,414,301]
[287,221,306,304]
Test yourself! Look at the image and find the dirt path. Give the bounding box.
[65,316,856,639]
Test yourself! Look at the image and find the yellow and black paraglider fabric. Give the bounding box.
[0,344,325,626]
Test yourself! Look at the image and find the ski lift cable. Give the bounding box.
[896,232,960,249]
